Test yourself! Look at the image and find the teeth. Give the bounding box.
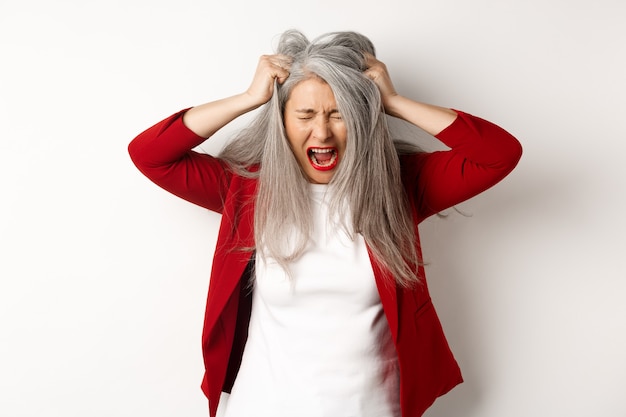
[309,150,337,166]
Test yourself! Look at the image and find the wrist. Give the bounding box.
[382,94,404,118]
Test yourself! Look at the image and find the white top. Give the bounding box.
[222,184,400,417]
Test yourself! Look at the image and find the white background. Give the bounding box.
[1,0,625,416]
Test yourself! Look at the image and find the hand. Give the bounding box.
[364,54,456,133]
[364,53,399,113]
[245,54,292,105]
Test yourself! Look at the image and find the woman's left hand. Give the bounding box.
[364,53,399,113]
[363,53,457,135]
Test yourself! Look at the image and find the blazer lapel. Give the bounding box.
[203,177,257,337]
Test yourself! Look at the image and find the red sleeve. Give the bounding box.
[128,109,231,213]
[402,110,522,221]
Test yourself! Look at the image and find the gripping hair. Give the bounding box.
[219,29,421,286]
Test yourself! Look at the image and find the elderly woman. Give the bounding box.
[128,30,522,417]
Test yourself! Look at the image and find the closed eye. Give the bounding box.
[329,110,342,120]
[295,109,315,118]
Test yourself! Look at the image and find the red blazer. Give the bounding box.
[129,109,522,417]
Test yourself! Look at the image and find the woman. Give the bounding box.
[129,30,522,417]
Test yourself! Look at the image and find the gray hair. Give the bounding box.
[220,29,420,286]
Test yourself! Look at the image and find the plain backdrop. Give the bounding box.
[1,0,625,416]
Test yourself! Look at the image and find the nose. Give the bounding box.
[312,117,332,141]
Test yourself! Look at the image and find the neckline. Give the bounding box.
[309,183,330,199]
[309,183,329,191]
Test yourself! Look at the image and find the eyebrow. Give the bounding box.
[294,109,340,114]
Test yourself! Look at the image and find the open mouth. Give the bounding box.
[307,147,338,171]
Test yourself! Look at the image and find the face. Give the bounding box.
[283,78,347,184]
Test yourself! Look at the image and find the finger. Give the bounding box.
[269,54,292,70]
[363,52,377,68]
[275,68,290,84]
[364,64,384,80]
[259,54,289,69]
[258,56,290,83]
[270,55,292,83]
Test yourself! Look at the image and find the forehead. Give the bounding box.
[285,78,337,109]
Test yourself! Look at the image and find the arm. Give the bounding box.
[128,55,292,211]
[365,55,522,219]
[407,112,522,219]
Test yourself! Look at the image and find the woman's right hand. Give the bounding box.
[182,54,291,138]
[245,54,292,106]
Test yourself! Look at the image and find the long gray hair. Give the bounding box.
[220,29,421,286]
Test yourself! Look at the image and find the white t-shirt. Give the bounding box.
[222,184,400,417]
